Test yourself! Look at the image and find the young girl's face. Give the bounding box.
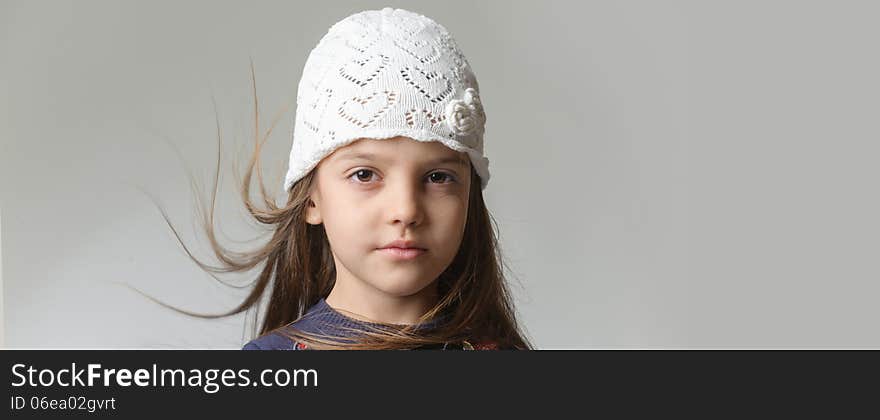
[305,136,472,301]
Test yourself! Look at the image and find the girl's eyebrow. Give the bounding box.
[335,151,466,167]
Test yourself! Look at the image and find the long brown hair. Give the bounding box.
[135,63,533,350]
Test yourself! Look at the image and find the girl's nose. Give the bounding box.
[386,178,424,228]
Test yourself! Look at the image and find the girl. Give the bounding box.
[153,7,532,350]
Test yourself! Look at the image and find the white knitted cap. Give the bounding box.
[283,7,489,192]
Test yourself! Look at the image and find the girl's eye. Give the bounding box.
[427,171,456,184]
[350,169,377,183]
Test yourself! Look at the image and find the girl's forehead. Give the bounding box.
[328,137,467,165]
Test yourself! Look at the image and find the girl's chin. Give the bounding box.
[365,276,437,298]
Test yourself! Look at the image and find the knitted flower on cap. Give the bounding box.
[283,7,490,192]
[446,88,485,137]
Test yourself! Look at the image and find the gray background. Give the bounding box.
[2,0,878,349]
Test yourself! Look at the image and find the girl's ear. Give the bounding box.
[305,195,323,225]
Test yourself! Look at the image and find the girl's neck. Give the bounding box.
[324,280,440,326]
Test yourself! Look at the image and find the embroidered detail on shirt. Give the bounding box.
[472,341,499,350]
[290,339,498,350]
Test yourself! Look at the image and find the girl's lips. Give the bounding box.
[378,247,427,260]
